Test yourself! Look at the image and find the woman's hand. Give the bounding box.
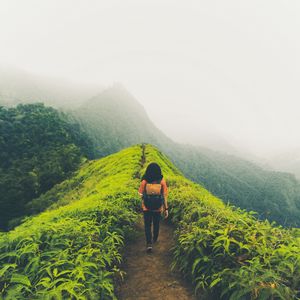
[164,209,169,219]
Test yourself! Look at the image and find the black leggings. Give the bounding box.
[143,211,161,244]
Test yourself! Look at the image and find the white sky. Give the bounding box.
[1,0,300,157]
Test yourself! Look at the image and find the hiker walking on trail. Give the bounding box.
[138,162,168,252]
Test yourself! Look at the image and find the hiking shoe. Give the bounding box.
[146,244,153,253]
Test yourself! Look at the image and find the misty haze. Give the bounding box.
[1,1,300,159]
[1,1,300,299]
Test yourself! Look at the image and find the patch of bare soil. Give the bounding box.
[116,217,199,300]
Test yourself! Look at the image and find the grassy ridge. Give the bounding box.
[0,145,142,299]
[1,144,299,299]
[145,144,300,299]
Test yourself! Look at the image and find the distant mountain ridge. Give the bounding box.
[1,69,300,227]
[70,83,174,157]
[70,84,300,227]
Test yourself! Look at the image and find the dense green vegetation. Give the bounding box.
[1,144,299,299]
[0,103,94,230]
[144,145,300,299]
[0,145,142,299]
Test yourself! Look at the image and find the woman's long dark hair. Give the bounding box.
[142,162,163,183]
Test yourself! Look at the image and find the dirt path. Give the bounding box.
[116,217,198,300]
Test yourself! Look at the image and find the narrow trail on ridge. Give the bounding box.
[116,144,199,300]
[116,219,198,300]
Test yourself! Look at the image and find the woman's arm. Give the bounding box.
[162,179,169,218]
[138,180,146,196]
[138,180,146,210]
[164,195,168,210]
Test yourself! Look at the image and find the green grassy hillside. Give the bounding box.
[0,144,299,299]
[0,145,142,299]
[145,145,300,299]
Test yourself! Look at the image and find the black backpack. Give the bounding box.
[143,181,164,210]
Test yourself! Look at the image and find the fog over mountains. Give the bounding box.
[0,66,102,108]
[0,66,298,178]
[1,68,300,227]
[1,1,300,160]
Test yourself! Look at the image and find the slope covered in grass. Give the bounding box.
[1,144,299,299]
[0,145,143,299]
[144,145,300,299]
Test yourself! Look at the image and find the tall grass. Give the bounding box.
[1,143,299,299]
[145,144,300,299]
[0,146,143,299]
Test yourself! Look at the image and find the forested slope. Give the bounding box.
[169,145,300,226]
[0,103,94,230]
